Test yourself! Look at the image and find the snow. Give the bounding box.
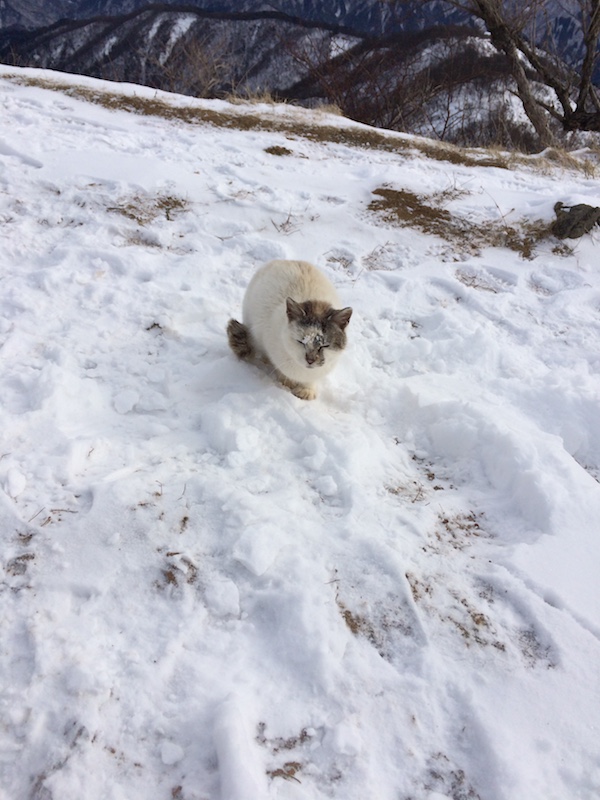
[1,65,600,800]
[155,14,198,66]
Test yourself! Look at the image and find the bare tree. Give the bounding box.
[285,27,491,133]
[516,0,600,131]
[433,0,600,144]
[137,23,236,98]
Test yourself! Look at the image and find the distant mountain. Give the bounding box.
[0,5,531,149]
[0,1,595,151]
[1,1,590,76]
[1,0,466,34]
[0,7,362,95]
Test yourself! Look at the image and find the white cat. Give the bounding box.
[227,259,352,400]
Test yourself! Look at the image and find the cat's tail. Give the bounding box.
[227,319,254,360]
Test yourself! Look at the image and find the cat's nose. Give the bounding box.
[305,353,317,365]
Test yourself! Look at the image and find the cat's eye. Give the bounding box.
[296,337,329,348]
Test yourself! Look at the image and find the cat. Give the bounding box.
[227,259,352,400]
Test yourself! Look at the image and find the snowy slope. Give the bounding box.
[0,66,599,800]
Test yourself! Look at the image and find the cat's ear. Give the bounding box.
[286,297,305,322]
[329,307,352,330]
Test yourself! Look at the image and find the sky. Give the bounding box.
[0,65,599,800]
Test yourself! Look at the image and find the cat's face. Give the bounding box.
[286,298,352,370]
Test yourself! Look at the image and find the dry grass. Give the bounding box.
[538,146,599,177]
[5,72,597,175]
[369,187,456,237]
[455,268,500,292]
[325,249,355,272]
[271,210,302,235]
[225,88,283,105]
[334,581,415,661]
[367,186,553,258]
[386,481,428,503]
[264,145,293,156]
[436,512,488,552]
[337,598,379,643]
[155,553,198,592]
[256,723,313,785]
[6,552,35,576]
[267,762,302,783]
[314,102,344,117]
[107,192,188,225]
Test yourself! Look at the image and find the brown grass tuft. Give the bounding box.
[107,193,188,225]
[264,145,293,156]
[367,186,553,258]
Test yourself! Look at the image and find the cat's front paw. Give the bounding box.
[292,385,316,401]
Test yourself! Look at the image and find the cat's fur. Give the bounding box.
[227,259,352,400]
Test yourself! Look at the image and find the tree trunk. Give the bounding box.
[575,0,600,115]
[470,0,558,147]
